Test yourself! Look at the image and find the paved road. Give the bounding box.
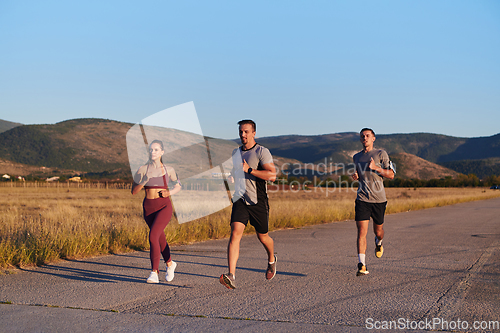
[1,198,499,332]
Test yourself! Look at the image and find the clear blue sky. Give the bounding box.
[1,0,499,140]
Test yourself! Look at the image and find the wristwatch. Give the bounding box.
[247,168,253,174]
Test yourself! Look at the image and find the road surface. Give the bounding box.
[1,198,499,332]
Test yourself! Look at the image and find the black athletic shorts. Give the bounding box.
[355,200,387,225]
[231,198,269,234]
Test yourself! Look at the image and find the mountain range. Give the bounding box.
[0,118,499,180]
[0,119,22,133]
[257,132,500,179]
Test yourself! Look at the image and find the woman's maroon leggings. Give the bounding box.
[143,198,173,272]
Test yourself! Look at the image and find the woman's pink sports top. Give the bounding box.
[144,164,168,190]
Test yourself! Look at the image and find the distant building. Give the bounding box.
[2,174,10,179]
[68,176,82,182]
[46,176,60,182]
[211,172,232,179]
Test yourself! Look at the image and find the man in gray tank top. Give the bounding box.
[220,120,277,289]
[351,128,395,276]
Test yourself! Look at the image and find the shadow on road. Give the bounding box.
[19,250,306,284]
[20,265,144,284]
[173,252,307,277]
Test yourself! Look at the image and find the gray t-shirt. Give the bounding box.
[353,149,393,203]
[232,143,273,205]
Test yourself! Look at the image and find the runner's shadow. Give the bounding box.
[63,254,149,271]
[22,250,305,283]
[173,252,307,277]
[21,265,145,283]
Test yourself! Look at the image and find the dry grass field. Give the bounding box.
[1,186,500,269]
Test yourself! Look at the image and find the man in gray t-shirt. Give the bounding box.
[232,143,273,205]
[351,128,395,276]
[220,120,277,290]
[353,148,392,203]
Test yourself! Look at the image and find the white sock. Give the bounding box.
[375,236,383,246]
[358,254,366,266]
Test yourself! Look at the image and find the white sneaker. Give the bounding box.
[166,261,177,282]
[147,271,159,284]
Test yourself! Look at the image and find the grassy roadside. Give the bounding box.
[1,187,499,269]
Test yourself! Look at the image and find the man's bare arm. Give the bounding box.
[242,159,276,182]
[369,158,395,179]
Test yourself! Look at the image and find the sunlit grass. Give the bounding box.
[1,186,499,268]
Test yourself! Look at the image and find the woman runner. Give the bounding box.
[132,140,181,283]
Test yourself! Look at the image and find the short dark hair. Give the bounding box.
[360,128,375,136]
[238,119,256,132]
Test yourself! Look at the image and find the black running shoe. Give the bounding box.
[356,263,369,276]
[375,237,384,258]
[266,255,277,280]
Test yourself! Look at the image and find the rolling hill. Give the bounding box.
[0,118,294,181]
[390,152,459,179]
[258,132,500,178]
[0,118,498,180]
[0,119,131,173]
[0,119,22,133]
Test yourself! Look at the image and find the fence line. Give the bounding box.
[0,181,225,191]
[0,181,132,190]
